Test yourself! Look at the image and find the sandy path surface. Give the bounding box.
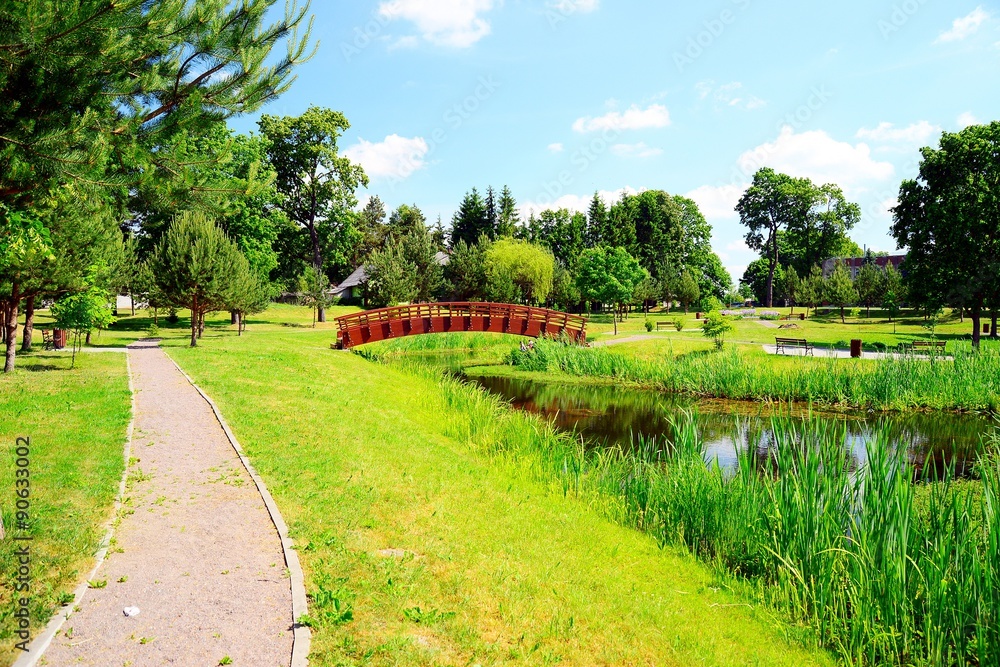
[44,342,293,667]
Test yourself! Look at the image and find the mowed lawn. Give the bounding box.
[167,327,835,666]
[0,351,130,663]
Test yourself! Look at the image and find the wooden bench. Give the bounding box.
[41,329,53,351]
[910,340,946,354]
[656,321,671,331]
[775,337,814,356]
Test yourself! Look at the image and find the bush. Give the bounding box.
[759,310,781,320]
[644,320,654,332]
[166,308,179,324]
[673,317,685,332]
[146,323,160,338]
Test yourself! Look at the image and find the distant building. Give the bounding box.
[331,265,368,301]
[822,254,905,279]
[331,251,451,302]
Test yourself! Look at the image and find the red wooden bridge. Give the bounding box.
[335,302,587,349]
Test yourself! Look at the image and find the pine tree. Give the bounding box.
[150,212,246,347]
[450,188,490,247]
[586,193,607,247]
[485,186,498,238]
[497,186,520,238]
[0,0,313,206]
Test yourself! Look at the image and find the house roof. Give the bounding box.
[333,265,368,293]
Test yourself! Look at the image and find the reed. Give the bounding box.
[508,339,1000,412]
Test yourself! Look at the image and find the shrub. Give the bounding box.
[673,317,685,332]
[759,310,781,320]
[644,320,654,332]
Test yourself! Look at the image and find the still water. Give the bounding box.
[470,373,995,477]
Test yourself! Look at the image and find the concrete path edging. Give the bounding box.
[12,355,137,667]
[164,352,312,667]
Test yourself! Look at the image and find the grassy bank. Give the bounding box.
[167,325,834,666]
[507,339,1000,412]
[362,343,1000,666]
[0,352,131,662]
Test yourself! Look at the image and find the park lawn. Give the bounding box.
[167,328,835,667]
[17,302,363,351]
[0,351,131,663]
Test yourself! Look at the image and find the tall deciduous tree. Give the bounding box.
[576,246,648,335]
[676,272,701,314]
[892,122,1000,348]
[737,168,815,307]
[260,107,368,322]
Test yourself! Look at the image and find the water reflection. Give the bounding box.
[470,374,991,478]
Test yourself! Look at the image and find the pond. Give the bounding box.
[470,373,995,478]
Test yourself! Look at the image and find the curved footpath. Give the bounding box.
[39,342,297,666]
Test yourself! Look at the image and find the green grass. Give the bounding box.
[0,352,130,663]
[505,338,1000,412]
[167,326,835,666]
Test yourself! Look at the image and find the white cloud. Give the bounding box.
[958,112,980,128]
[378,0,495,48]
[856,121,940,144]
[737,126,895,191]
[343,134,429,181]
[935,6,990,44]
[519,187,640,218]
[611,142,663,158]
[695,81,766,111]
[684,184,746,221]
[547,142,565,153]
[572,104,671,133]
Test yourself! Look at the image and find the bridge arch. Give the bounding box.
[335,302,587,349]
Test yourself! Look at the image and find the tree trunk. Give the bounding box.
[307,220,327,324]
[130,289,135,316]
[153,308,159,326]
[991,310,998,339]
[4,283,20,373]
[85,330,92,345]
[840,306,846,324]
[613,304,618,336]
[21,295,34,352]
[190,296,198,347]
[766,230,778,308]
[971,300,982,349]
[231,311,238,325]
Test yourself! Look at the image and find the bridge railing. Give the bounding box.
[334,302,587,347]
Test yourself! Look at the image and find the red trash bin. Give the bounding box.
[851,339,863,358]
[53,329,67,350]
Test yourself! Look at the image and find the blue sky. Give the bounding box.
[229,1,1000,282]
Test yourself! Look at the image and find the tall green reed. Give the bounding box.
[508,339,1000,412]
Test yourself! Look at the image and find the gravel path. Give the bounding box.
[44,342,293,667]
